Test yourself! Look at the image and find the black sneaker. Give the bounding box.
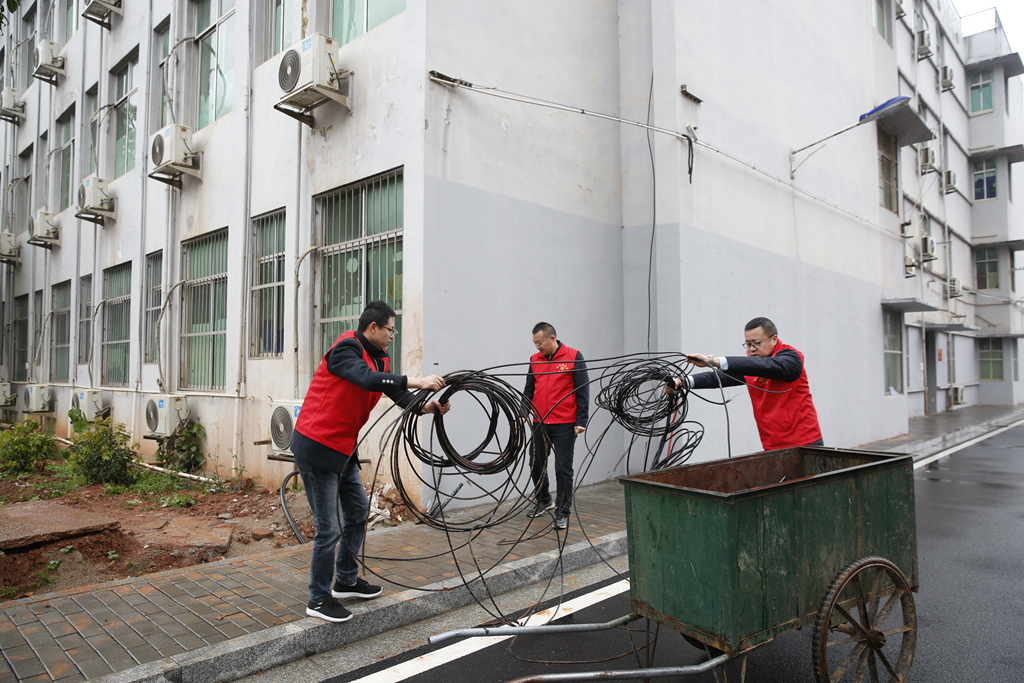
[554,516,568,530]
[306,597,353,623]
[332,577,383,600]
[527,501,555,518]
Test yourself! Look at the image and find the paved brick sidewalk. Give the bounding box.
[0,481,627,683]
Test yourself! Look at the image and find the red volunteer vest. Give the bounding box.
[295,330,388,455]
[746,342,822,450]
[530,343,580,425]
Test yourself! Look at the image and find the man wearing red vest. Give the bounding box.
[292,300,448,623]
[671,317,822,450]
[524,322,590,530]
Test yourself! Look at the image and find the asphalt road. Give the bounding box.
[258,425,1024,683]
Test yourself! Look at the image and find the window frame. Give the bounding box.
[330,0,406,47]
[180,230,229,391]
[973,157,996,201]
[145,251,163,363]
[56,108,75,213]
[12,294,29,382]
[195,0,235,129]
[250,210,286,358]
[975,246,999,290]
[878,124,898,212]
[882,308,903,394]
[20,8,35,93]
[101,262,132,387]
[979,338,1003,381]
[64,0,77,43]
[270,0,292,56]
[33,289,42,370]
[113,55,140,179]
[969,69,993,114]
[155,23,173,128]
[315,168,404,374]
[50,281,72,382]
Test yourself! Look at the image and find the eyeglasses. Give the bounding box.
[381,325,397,338]
[742,338,770,350]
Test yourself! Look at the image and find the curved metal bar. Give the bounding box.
[504,653,732,682]
[280,469,306,543]
[428,614,639,646]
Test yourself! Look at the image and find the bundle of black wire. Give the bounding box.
[595,356,691,438]
[387,370,537,531]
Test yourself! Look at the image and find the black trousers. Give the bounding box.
[530,422,576,516]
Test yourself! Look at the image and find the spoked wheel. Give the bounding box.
[812,556,917,683]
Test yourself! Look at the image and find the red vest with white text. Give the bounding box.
[295,331,387,455]
[746,342,822,450]
[530,343,581,425]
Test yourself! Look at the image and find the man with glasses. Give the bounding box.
[292,299,450,623]
[668,317,822,450]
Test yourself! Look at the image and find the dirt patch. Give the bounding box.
[0,461,410,604]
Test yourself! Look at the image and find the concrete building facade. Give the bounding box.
[0,0,1020,501]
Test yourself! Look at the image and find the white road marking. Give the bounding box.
[348,579,631,683]
[913,417,1024,470]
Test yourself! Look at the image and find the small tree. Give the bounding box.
[67,418,139,486]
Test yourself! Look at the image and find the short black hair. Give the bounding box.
[745,317,778,338]
[532,322,557,337]
[358,300,396,332]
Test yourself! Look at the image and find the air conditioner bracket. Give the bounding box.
[148,154,202,188]
[32,72,59,87]
[0,111,25,125]
[26,237,55,249]
[274,85,351,129]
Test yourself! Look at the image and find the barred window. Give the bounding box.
[181,230,228,390]
[102,263,132,387]
[78,275,92,363]
[315,169,403,374]
[12,295,28,382]
[250,211,285,358]
[979,338,1003,381]
[51,281,71,382]
[145,252,163,363]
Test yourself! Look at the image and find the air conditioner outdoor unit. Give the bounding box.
[77,175,114,216]
[919,146,936,173]
[0,87,26,121]
[0,383,13,406]
[277,33,349,110]
[81,0,122,25]
[948,277,963,298]
[33,39,65,79]
[916,30,932,59]
[72,389,105,421]
[921,234,937,261]
[145,393,187,437]
[940,65,954,91]
[25,384,52,412]
[943,170,956,194]
[0,232,18,259]
[269,399,303,457]
[895,1,905,18]
[30,208,59,245]
[150,123,194,173]
[951,385,965,406]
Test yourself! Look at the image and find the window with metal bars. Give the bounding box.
[315,169,403,374]
[33,290,42,370]
[145,252,163,363]
[12,295,28,382]
[102,263,132,387]
[51,281,71,382]
[250,211,285,358]
[181,230,228,390]
[78,275,92,364]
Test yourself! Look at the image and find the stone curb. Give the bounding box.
[92,530,629,683]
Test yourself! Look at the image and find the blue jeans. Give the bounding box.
[530,423,576,516]
[295,458,368,602]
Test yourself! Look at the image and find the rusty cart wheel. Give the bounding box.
[811,556,917,683]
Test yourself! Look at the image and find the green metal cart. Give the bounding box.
[432,446,920,683]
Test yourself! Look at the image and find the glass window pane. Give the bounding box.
[199,33,217,128]
[982,83,992,110]
[197,0,214,34]
[333,0,364,45]
[367,0,404,30]
[216,16,234,121]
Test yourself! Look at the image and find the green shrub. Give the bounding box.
[67,418,139,486]
[0,419,60,474]
[132,470,188,494]
[156,419,206,473]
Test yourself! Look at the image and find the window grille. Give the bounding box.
[51,281,71,382]
[181,230,228,390]
[315,169,403,374]
[78,275,92,364]
[145,252,163,363]
[13,295,28,382]
[250,211,285,358]
[102,263,132,387]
